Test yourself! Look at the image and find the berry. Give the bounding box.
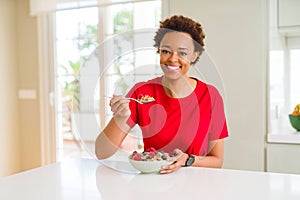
[146,147,156,152]
[133,156,141,161]
[161,155,167,160]
[132,151,138,155]
[149,151,155,157]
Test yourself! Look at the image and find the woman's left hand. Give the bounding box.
[159,149,188,174]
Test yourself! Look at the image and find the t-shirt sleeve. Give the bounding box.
[208,85,229,141]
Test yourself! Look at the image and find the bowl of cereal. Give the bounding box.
[128,148,176,174]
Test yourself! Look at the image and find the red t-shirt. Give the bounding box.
[126,76,228,156]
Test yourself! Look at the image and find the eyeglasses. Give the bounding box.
[159,47,192,59]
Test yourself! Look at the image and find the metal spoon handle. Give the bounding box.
[104,96,143,104]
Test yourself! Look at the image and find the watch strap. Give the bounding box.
[184,154,195,167]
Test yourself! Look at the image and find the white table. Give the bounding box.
[1,158,300,200]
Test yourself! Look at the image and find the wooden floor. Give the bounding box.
[63,139,94,159]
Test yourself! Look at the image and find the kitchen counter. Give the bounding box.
[1,158,300,200]
[268,131,300,144]
[269,117,300,144]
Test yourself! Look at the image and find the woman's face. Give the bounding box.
[159,31,198,80]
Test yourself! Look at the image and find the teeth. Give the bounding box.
[166,65,180,70]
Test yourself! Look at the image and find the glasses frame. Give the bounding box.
[159,47,193,60]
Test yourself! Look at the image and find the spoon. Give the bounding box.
[105,96,155,104]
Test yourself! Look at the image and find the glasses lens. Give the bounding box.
[160,48,190,59]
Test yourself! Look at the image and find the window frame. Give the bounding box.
[268,36,300,144]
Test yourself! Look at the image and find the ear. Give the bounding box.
[191,51,200,63]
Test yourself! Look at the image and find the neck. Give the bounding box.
[162,76,197,98]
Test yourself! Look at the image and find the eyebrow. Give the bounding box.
[160,45,189,51]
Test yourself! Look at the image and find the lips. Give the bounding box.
[165,64,181,71]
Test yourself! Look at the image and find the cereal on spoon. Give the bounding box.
[137,95,155,103]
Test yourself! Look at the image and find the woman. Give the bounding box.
[95,15,229,174]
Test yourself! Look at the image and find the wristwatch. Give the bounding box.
[184,154,195,167]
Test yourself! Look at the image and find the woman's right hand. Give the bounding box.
[109,95,131,121]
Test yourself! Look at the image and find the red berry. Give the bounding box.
[133,156,141,161]
[146,147,156,152]
[149,151,155,157]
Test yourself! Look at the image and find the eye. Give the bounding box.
[178,51,188,57]
[161,49,171,55]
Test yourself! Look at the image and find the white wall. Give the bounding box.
[167,0,268,171]
[0,0,21,176]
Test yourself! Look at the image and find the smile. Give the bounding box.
[165,65,181,71]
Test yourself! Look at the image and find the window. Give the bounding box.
[268,0,300,142]
[269,41,300,134]
[55,0,162,160]
[290,49,300,106]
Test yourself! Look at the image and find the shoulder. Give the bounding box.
[193,78,224,100]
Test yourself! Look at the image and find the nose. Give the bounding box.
[168,51,179,62]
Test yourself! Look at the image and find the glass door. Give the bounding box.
[54,1,161,161]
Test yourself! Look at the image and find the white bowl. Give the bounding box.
[128,158,173,174]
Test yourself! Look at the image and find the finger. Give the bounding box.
[173,149,183,157]
[160,162,180,174]
[112,100,130,113]
[169,152,187,167]
[118,104,131,117]
[160,169,172,174]
[160,167,177,174]
[111,98,129,112]
[175,148,183,154]
[112,101,130,117]
[110,95,123,107]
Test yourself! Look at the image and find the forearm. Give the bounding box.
[95,95,132,159]
[191,139,224,168]
[95,118,129,159]
[192,155,223,168]
[95,132,116,160]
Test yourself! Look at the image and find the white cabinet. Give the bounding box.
[278,0,300,35]
[278,0,300,27]
[267,143,300,174]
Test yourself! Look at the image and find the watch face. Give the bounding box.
[186,155,195,166]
